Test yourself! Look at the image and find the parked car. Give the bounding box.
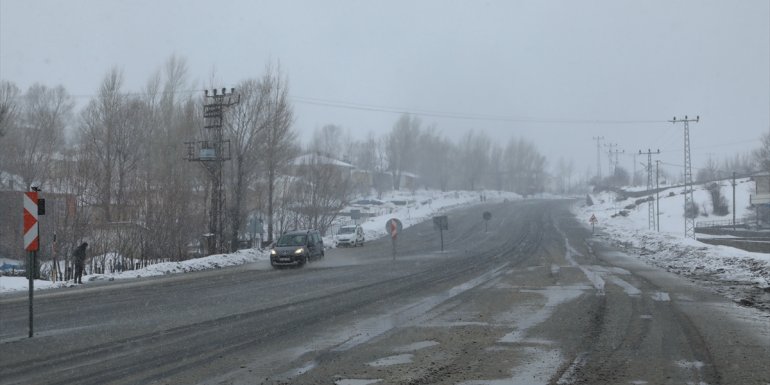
[270,230,324,268]
[335,225,365,247]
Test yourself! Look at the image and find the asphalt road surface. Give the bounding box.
[1,200,769,385]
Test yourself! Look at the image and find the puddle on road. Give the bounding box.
[253,262,510,382]
[458,347,563,385]
[335,379,382,385]
[333,263,509,352]
[651,292,671,301]
[607,276,642,296]
[498,286,585,344]
[393,340,439,352]
[366,353,414,367]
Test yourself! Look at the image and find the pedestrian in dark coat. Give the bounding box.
[73,242,88,284]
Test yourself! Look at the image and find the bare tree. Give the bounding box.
[141,57,204,261]
[0,80,20,139]
[754,130,770,173]
[1,83,73,190]
[259,63,298,243]
[311,124,352,158]
[78,68,141,223]
[503,137,547,196]
[386,114,420,190]
[459,130,491,191]
[224,78,269,251]
[415,126,454,191]
[290,153,353,235]
[487,143,504,191]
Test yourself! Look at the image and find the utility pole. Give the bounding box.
[604,143,617,176]
[605,143,624,179]
[605,144,624,179]
[732,171,737,231]
[656,160,661,232]
[640,149,660,230]
[185,88,240,255]
[670,115,699,239]
[593,136,604,180]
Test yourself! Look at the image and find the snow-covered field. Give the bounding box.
[0,189,520,294]
[574,178,770,308]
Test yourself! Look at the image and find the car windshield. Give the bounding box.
[276,234,306,247]
[338,227,355,234]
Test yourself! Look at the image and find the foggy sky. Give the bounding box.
[2,0,768,178]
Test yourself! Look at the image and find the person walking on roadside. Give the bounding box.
[73,242,88,284]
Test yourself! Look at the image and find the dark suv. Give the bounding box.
[270,230,324,268]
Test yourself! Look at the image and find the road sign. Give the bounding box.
[23,192,39,252]
[387,218,402,239]
[589,214,598,224]
[483,211,492,221]
[433,215,448,231]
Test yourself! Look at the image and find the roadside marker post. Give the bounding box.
[23,190,40,338]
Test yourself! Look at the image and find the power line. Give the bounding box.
[9,87,671,125]
[658,138,760,154]
[291,96,668,124]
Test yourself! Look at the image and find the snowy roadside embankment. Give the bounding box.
[1,189,520,294]
[0,248,268,294]
[352,190,520,247]
[575,182,770,306]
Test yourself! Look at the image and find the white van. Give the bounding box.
[335,225,365,247]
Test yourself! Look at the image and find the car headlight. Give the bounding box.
[294,248,304,254]
[270,249,277,255]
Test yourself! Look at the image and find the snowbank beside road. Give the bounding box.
[575,180,770,302]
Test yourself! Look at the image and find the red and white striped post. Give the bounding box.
[24,191,39,252]
[23,190,39,338]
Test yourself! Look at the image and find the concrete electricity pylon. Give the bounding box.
[593,136,604,179]
[669,115,699,238]
[186,88,240,255]
[639,149,660,230]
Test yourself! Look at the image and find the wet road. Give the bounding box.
[1,200,769,384]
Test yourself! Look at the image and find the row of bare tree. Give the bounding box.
[317,116,549,197]
[0,56,550,269]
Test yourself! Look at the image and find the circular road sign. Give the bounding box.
[386,218,403,237]
[483,211,492,221]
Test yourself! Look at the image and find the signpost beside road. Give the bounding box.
[23,189,42,338]
[433,215,448,252]
[589,214,598,235]
[386,218,402,259]
[483,211,492,232]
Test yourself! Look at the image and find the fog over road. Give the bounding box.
[1,200,769,384]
